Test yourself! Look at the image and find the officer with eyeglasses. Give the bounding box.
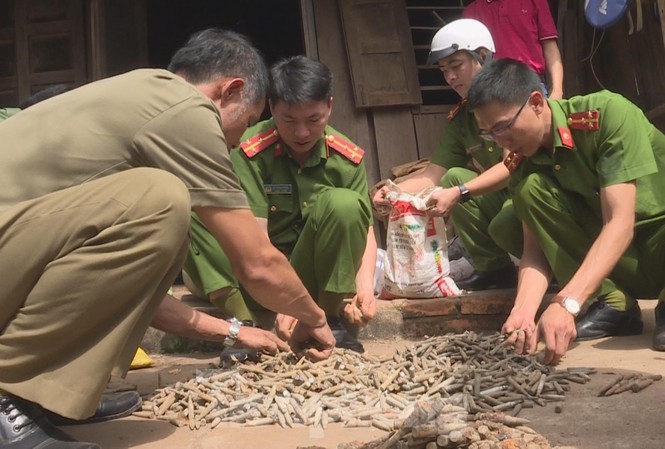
[469,58,665,363]
[373,19,523,291]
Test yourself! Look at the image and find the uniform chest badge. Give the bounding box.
[264,184,292,194]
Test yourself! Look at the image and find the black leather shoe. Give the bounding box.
[46,390,142,426]
[652,302,665,351]
[575,300,643,341]
[328,316,364,353]
[220,320,261,368]
[0,394,100,448]
[455,264,517,291]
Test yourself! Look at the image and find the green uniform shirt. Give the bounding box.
[0,108,20,122]
[0,69,248,212]
[509,90,665,227]
[231,119,370,254]
[432,100,503,171]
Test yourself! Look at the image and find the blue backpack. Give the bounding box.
[584,0,630,29]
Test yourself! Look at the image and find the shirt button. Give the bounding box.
[270,205,277,212]
[488,146,494,152]
[302,201,308,207]
[554,164,561,171]
[297,168,302,175]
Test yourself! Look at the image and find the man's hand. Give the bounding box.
[538,303,577,365]
[275,313,298,341]
[372,186,392,216]
[501,312,538,355]
[235,326,290,355]
[343,292,377,326]
[289,320,336,362]
[425,187,460,217]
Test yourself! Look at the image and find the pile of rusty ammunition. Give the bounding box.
[136,331,594,431]
[335,398,551,449]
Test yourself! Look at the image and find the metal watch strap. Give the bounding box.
[223,318,241,348]
[457,184,471,203]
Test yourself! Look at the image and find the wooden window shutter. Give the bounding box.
[338,0,421,108]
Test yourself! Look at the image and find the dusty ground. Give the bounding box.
[65,300,665,449]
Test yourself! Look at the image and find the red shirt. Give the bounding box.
[463,0,558,77]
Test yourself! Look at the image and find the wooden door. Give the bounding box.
[338,0,421,108]
[0,0,87,106]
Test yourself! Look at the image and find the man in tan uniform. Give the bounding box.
[0,29,335,449]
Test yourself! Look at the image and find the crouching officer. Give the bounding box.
[184,56,377,362]
[373,19,521,291]
[468,58,665,364]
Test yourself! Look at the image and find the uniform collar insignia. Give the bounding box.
[503,151,523,173]
[447,98,468,121]
[557,126,575,149]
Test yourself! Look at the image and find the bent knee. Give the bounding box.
[319,188,371,222]
[440,166,475,188]
[512,173,556,210]
[126,168,191,236]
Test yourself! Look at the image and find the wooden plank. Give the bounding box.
[299,0,318,60]
[412,109,449,160]
[373,108,419,180]
[14,0,30,101]
[312,0,380,186]
[86,0,106,81]
[658,0,665,52]
[338,0,421,108]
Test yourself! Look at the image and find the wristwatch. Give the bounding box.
[553,295,581,317]
[457,184,471,203]
[223,318,242,348]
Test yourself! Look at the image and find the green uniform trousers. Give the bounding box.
[0,168,190,419]
[440,167,522,271]
[513,173,665,306]
[185,188,372,317]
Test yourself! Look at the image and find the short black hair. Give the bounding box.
[20,84,71,109]
[269,56,333,105]
[468,58,542,110]
[168,28,269,107]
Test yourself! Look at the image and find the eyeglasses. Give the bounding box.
[479,97,530,142]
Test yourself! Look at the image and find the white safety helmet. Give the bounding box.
[426,18,496,65]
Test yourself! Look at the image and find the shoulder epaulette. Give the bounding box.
[503,151,522,173]
[240,127,280,158]
[447,98,468,121]
[325,134,364,164]
[567,110,599,131]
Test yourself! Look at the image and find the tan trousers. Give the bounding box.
[0,168,190,419]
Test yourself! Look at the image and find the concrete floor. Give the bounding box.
[65,300,665,449]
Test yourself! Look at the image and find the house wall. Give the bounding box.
[310,0,444,186]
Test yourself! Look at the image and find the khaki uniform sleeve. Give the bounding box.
[132,97,248,210]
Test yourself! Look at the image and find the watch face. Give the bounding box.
[563,297,580,314]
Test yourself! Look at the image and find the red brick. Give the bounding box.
[399,297,459,318]
[459,295,514,315]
